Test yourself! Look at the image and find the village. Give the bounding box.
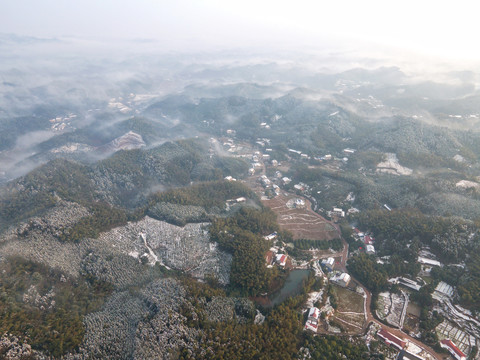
[216,129,480,360]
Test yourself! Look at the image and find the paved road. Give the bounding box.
[353,276,445,360]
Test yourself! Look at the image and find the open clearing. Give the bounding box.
[334,285,365,313]
[261,193,339,240]
[331,284,366,334]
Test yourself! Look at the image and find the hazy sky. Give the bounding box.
[1,0,479,60]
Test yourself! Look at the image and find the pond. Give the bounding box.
[269,269,311,306]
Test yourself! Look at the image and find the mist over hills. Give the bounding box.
[3,34,480,358]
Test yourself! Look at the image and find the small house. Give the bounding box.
[304,320,318,332]
[294,198,306,208]
[282,177,292,185]
[366,245,375,255]
[321,257,335,272]
[264,232,278,241]
[308,307,320,320]
[332,207,345,217]
[275,254,287,267]
[334,273,351,287]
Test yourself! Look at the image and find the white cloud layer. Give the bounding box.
[1,0,479,60]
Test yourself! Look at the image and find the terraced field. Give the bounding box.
[262,193,339,240]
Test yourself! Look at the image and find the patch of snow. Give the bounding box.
[376,153,413,176]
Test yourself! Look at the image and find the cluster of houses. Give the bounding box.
[255,137,271,148]
[287,198,305,209]
[265,246,288,268]
[376,328,466,360]
[222,138,237,153]
[320,257,351,287]
[353,228,376,255]
[258,175,281,197]
[287,148,342,163]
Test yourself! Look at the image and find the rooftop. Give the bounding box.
[377,329,406,350]
[440,339,466,359]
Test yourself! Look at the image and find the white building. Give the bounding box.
[332,207,345,217]
[435,281,454,297]
[275,254,287,267]
[366,245,375,255]
[294,198,306,208]
[332,273,351,287]
[321,257,335,272]
[389,277,421,291]
[417,257,441,267]
[264,232,278,241]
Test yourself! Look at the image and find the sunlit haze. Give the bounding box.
[1,0,479,61]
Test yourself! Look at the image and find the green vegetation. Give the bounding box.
[179,271,369,360]
[180,300,303,360]
[356,209,479,262]
[346,151,386,171]
[178,271,314,360]
[0,257,113,357]
[209,207,278,296]
[0,159,94,229]
[148,180,257,212]
[454,254,480,310]
[397,151,460,170]
[58,202,135,242]
[302,334,371,360]
[347,254,388,292]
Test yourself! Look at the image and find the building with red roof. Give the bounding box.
[275,254,287,267]
[377,329,406,350]
[440,339,466,360]
[308,307,320,320]
[304,320,318,332]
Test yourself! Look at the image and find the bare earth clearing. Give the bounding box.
[262,193,339,240]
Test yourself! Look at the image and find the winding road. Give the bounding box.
[243,157,445,359]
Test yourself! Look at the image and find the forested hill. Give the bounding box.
[0,137,249,231]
